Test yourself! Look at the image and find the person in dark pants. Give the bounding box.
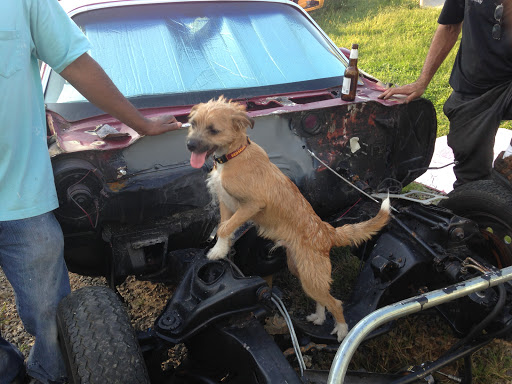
[0,1,182,383]
[379,0,512,189]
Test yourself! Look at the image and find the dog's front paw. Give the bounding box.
[207,237,230,260]
[207,247,227,260]
[331,322,349,342]
[216,221,231,238]
[306,312,326,326]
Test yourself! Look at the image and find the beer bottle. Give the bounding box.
[341,44,359,101]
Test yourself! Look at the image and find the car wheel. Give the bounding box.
[439,179,512,267]
[57,286,150,384]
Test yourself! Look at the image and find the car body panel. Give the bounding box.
[43,0,437,278]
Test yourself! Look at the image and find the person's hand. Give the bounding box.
[135,115,183,136]
[378,81,427,103]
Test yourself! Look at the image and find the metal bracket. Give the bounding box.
[372,190,448,205]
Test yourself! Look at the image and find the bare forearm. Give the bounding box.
[417,23,462,87]
[379,23,461,102]
[60,53,150,133]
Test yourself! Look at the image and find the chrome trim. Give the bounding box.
[327,265,512,384]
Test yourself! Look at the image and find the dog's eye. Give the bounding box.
[207,125,219,135]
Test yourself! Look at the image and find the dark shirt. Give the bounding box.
[438,0,512,94]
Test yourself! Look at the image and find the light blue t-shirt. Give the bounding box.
[0,0,91,221]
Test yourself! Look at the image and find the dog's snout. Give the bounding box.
[187,138,199,152]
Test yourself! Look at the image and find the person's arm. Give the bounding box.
[379,23,462,103]
[60,53,181,136]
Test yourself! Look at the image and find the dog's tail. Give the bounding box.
[332,198,391,247]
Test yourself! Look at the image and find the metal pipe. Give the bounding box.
[327,266,512,384]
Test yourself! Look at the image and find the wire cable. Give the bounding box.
[271,294,307,376]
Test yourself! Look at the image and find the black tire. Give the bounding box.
[57,286,150,384]
[439,179,512,267]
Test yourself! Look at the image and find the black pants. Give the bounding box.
[443,81,512,188]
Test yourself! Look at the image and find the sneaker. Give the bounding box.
[493,151,512,190]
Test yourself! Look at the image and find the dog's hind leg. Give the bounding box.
[298,253,348,342]
[286,248,300,278]
[287,249,327,325]
[306,302,326,325]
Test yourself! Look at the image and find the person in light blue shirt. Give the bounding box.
[0,1,182,383]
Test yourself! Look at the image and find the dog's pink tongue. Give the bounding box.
[190,152,208,169]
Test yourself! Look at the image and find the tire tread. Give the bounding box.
[57,286,150,384]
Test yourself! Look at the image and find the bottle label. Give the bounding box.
[342,77,351,95]
[349,49,358,59]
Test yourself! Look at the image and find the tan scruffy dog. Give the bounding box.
[186,96,390,341]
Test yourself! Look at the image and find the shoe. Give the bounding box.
[493,151,512,190]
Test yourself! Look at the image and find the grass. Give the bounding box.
[309,0,512,136]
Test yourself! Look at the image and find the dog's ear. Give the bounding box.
[248,117,255,129]
[232,111,252,132]
[188,104,199,120]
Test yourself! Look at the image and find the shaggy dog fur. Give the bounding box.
[186,97,390,341]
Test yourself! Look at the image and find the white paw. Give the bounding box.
[207,247,227,260]
[331,322,348,342]
[306,312,326,325]
[207,237,230,260]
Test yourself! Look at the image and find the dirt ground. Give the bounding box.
[0,270,172,358]
[1,260,511,383]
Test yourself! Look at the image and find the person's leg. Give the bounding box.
[444,90,501,188]
[0,338,25,384]
[0,212,70,384]
[492,97,512,187]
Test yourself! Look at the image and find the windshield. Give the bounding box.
[45,1,346,119]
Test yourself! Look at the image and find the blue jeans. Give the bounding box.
[0,212,70,384]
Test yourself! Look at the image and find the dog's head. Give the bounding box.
[186,96,254,169]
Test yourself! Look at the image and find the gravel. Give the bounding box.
[0,269,173,359]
